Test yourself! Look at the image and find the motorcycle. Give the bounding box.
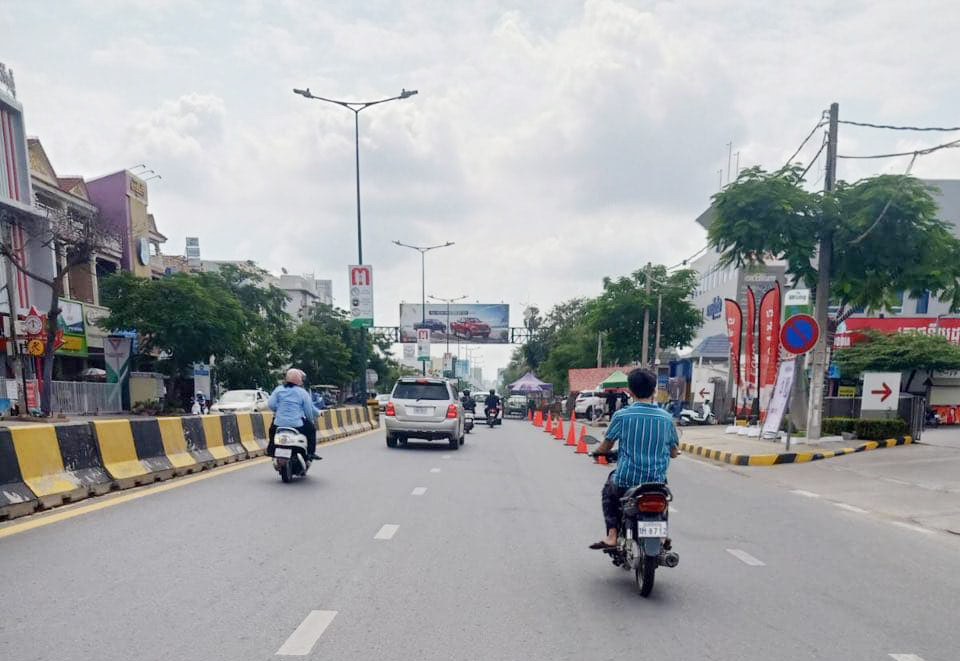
[464,411,475,433]
[594,451,679,597]
[272,427,313,483]
[485,405,502,428]
[678,407,716,426]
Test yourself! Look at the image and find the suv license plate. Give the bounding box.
[413,406,432,415]
[274,448,292,459]
[637,522,667,538]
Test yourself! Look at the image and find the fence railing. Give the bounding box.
[50,381,122,414]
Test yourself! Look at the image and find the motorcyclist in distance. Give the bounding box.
[484,389,501,417]
[461,390,476,413]
[268,368,319,460]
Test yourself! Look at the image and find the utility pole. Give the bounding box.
[654,291,663,366]
[806,102,839,440]
[596,332,602,368]
[641,263,651,365]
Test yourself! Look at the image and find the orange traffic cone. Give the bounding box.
[534,411,542,427]
[575,425,588,454]
[544,413,553,433]
[571,410,577,423]
[565,419,577,446]
[554,417,564,440]
[528,409,533,422]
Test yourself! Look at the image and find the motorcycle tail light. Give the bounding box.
[446,404,459,418]
[637,494,668,513]
[385,402,396,417]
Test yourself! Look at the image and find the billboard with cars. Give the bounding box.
[399,303,510,344]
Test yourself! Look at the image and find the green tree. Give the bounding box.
[100,272,247,402]
[835,331,960,375]
[709,167,960,318]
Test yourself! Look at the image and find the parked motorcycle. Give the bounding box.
[593,451,679,597]
[272,427,313,483]
[678,407,716,426]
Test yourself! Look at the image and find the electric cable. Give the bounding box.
[838,120,960,132]
[838,137,960,159]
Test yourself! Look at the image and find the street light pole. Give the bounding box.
[293,86,418,398]
[393,240,455,375]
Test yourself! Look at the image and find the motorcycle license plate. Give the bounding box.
[637,522,667,537]
[274,447,292,459]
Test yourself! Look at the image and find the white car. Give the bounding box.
[210,389,270,413]
[375,393,392,410]
[574,390,606,420]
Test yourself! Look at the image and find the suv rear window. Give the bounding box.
[393,383,450,401]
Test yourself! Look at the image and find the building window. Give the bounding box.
[917,290,930,314]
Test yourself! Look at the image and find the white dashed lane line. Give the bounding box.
[834,503,868,513]
[789,489,820,498]
[411,487,427,496]
[275,610,338,656]
[889,654,926,661]
[726,548,766,566]
[374,524,400,540]
[442,455,451,459]
[430,467,441,473]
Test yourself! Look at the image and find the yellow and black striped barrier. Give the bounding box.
[679,435,914,466]
[0,406,379,521]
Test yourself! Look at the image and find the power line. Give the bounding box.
[839,119,960,132]
[849,151,919,245]
[838,137,960,160]
[781,111,828,169]
[799,133,828,180]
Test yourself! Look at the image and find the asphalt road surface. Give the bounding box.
[1,420,958,661]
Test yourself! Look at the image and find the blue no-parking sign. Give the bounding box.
[780,314,820,355]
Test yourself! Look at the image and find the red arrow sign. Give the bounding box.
[871,382,893,402]
[699,388,709,398]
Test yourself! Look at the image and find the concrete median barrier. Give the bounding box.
[216,414,251,460]
[197,415,243,465]
[155,417,202,475]
[329,409,347,439]
[180,416,217,467]
[128,418,177,480]
[9,424,108,508]
[92,419,159,488]
[54,423,113,496]
[316,410,336,444]
[0,429,39,519]
[233,412,266,457]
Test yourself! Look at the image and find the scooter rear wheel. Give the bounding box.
[280,460,293,483]
[636,555,656,597]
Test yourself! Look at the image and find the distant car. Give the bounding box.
[574,390,605,420]
[384,377,465,450]
[450,317,491,339]
[375,393,391,410]
[210,389,270,413]
[505,395,528,418]
[414,319,446,333]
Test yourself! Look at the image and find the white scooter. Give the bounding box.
[272,427,313,483]
[678,407,717,426]
[464,411,475,434]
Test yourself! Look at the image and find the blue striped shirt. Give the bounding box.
[605,403,678,487]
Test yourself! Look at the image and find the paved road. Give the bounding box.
[1,421,958,660]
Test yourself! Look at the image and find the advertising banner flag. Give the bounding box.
[745,287,757,402]
[724,298,743,388]
[760,359,795,438]
[757,283,781,418]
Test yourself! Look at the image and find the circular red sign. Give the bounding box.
[780,314,820,354]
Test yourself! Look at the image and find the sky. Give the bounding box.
[3,0,960,381]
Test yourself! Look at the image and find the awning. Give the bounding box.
[508,371,551,393]
[600,370,629,389]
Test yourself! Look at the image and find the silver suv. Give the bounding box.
[384,377,465,450]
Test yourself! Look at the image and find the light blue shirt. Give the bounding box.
[268,384,316,429]
[605,403,678,487]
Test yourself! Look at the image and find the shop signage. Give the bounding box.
[838,385,857,398]
[57,299,88,357]
[861,372,901,412]
[0,63,15,98]
[706,296,722,320]
[835,317,960,348]
[348,265,374,328]
[783,288,812,320]
[416,328,431,362]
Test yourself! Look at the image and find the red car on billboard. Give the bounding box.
[451,317,491,339]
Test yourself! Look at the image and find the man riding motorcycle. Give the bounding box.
[267,368,320,460]
[590,368,679,550]
[461,390,476,413]
[484,389,501,418]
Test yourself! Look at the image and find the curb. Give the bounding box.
[679,435,914,466]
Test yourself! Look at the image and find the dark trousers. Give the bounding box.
[601,472,627,531]
[268,420,317,457]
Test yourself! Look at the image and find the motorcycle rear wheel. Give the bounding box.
[280,460,293,483]
[636,555,656,597]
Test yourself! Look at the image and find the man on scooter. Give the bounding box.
[484,389,500,418]
[589,368,679,550]
[268,368,320,460]
[461,390,476,413]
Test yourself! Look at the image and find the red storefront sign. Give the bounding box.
[834,317,960,348]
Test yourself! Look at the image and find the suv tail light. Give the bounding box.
[636,494,668,513]
[446,404,459,418]
[385,402,396,417]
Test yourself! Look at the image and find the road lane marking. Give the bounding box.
[726,548,766,566]
[0,428,381,541]
[374,524,400,540]
[889,654,925,661]
[834,503,867,513]
[669,505,678,513]
[276,610,337,656]
[430,468,441,473]
[442,455,451,459]
[790,489,820,498]
[411,487,427,496]
[891,521,933,535]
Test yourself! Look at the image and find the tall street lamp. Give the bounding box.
[430,294,468,369]
[294,86,417,397]
[393,240,454,374]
